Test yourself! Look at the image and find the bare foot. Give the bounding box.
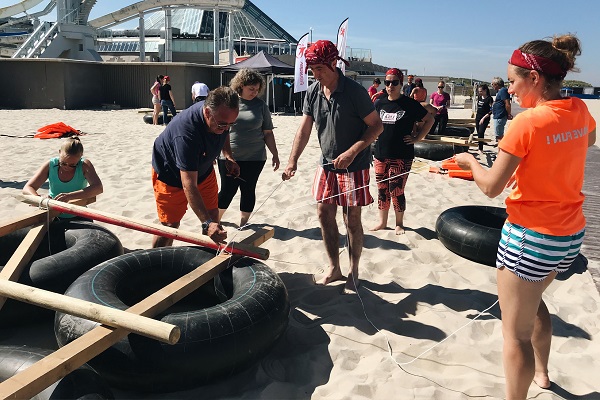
[314,270,345,286]
[370,223,387,231]
[342,273,360,294]
[395,225,405,235]
[533,373,551,389]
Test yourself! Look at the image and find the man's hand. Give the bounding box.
[282,163,297,181]
[206,222,227,243]
[333,151,356,170]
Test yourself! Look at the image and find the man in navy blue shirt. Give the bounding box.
[151,86,240,247]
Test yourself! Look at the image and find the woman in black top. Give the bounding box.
[475,84,493,151]
[158,76,177,125]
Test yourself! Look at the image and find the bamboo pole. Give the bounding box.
[0,197,94,238]
[0,279,180,344]
[0,227,274,399]
[19,195,269,260]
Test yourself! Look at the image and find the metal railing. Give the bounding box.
[11,21,57,58]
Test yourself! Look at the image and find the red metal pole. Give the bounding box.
[20,195,269,260]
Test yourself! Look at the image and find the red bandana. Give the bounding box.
[509,49,566,79]
[305,40,349,72]
[385,68,404,85]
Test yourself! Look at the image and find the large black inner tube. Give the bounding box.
[55,246,290,392]
[435,205,507,266]
[0,345,114,399]
[0,221,123,325]
[143,114,163,124]
[414,140,468,161]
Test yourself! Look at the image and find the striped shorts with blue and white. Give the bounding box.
[496,221,585,282]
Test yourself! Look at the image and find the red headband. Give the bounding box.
[305,40,349,72]
[509,49,567,79]
[385,68,404,85]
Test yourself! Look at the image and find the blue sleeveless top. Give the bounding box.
[48,157,88,218]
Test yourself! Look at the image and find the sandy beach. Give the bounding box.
[1,101,599,399]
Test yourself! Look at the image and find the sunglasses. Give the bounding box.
[438,86,445,88]
[216,122,236,129]
[384,80,400,87]
[59,161,79,168]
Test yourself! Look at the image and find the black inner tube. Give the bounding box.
[55,246,290,392]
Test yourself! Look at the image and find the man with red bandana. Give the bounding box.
[282,39,383,293]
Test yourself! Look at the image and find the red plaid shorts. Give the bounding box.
[311,166,373,206]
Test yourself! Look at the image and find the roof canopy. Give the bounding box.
[221,50,294,75]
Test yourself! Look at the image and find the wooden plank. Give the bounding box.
[421,137,479,147]
[0,223,48,310]
[19,195,269,260]
[0,227,274,399]
[0,280,180,344]
[448,118,476,124]
[0,197,95,238]
[439,137,479,147]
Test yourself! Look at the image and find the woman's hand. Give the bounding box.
[225,159,240,177]
[53,192,74,202]
[403,135,418,145]
[454,153,477,170]
[272,154,280,171]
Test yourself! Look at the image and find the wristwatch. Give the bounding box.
[202,218,213,235]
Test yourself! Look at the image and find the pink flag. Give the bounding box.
[336,18,349,75]
[294,33,309,93]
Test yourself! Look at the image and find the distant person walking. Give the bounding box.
[429,80,451,135]
[367,78,381,98]
[409,78,428,103]
[150,75,163,125]
[491,77,512,142]
[402,74,415,97]
[475,84,493,152]
[159,75,177,125]
[455,34,596,400]
[191,81,209,104]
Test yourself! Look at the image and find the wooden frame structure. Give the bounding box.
[0,196,273,398]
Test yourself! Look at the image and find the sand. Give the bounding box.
[1,101,599,399]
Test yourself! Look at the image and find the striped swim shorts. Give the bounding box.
[312,166,373,207]
[496,221,585,282]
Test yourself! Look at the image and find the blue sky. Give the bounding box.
[15,0,600,86]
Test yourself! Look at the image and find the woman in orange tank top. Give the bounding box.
[455,34,596,400]
[409,78,427,102]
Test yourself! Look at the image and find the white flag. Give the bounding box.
[294,33,309,93]
[336,18,349,75]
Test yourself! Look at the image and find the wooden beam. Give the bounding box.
[0,280,180,344]
[448,118,476,124]
[0,223,48,310]
[0,227,274,399]
[19,195,269,260]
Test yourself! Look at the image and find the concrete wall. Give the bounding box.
[0,58,222,109]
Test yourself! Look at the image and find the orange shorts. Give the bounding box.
[152,168,218,224]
